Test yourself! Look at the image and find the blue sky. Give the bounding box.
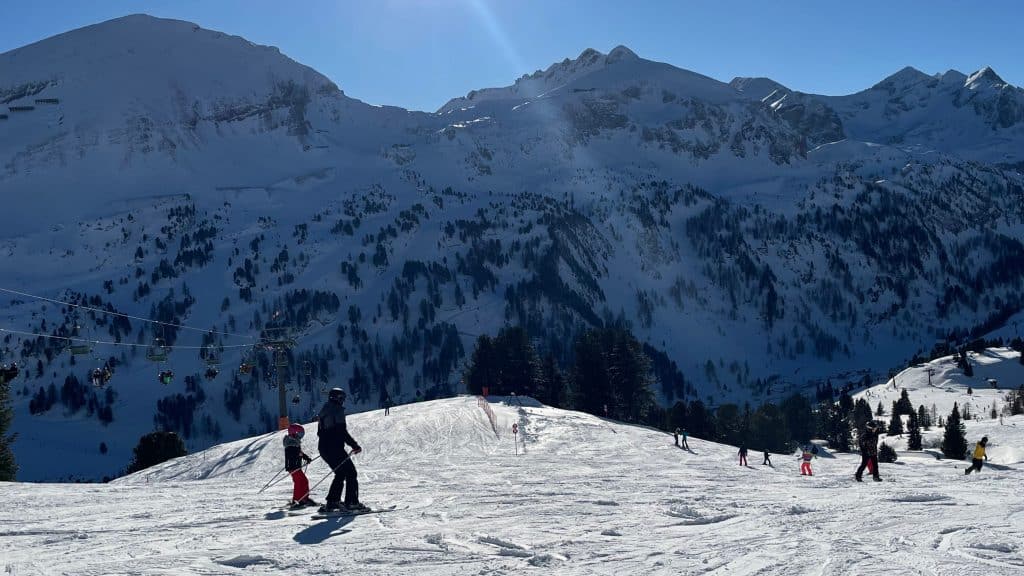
[2,0,1021,112]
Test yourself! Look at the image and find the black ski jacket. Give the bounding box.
[282,435,308,472]
[317,399,360,453]
[859,428,880,456]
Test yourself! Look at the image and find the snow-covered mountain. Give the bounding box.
[4,15,1024,481]
[732,64,1024,162]
[3,396,1022,575]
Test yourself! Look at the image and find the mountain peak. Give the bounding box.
[965,66,1008,89]
[606,45,639,63]
[535,45,641,80]
[1,13,342,103]
[438,45,646,113]
[871,66,934,93]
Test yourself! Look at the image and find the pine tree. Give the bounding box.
[0,374,16,480]
[751,402,792,453]
[887,413,903,436]
[895,389,913,416]
[887,401,903,435]
[716,403,742,446]
[852,398,873,434]
[126,431,187,473]
[465,335,498,395]
[780,392,814,443]
[740,403,753,445]
[962,403,972,420]
[539,355,566,408]
[876,401,886,416]
[990,401,998,420]
[817,401,852,452]
[831,402,852,452]
[668,401,688,431]
[878,441,898,463]
[941,403,968,460]
[917,404,931,430]
[571,330,606,414]
[604,328,654,423]
[493,326,543,398]
[687,399,715,439]
[907,410,922,450]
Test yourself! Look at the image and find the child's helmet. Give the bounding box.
[287,423,305,439]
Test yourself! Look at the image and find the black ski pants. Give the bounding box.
[965,458,984,475]
[856,453,879,479]
[320,445,358,505]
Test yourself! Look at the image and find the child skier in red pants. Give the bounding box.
[284,423,317,507]
[799,446,816,476]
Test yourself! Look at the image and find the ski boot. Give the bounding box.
[345,502,371,513]
[319,501,343,514]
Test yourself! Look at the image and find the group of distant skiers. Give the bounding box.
[673,420,993,480]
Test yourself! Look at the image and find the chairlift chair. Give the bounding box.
[238,347,255,375]
[204,345,221,367]
[90,365,113,388]
[0,363,19,384]
[68,342,93,355]
[146,338,169,362]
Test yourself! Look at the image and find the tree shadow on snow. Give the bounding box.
[293,516,355,544]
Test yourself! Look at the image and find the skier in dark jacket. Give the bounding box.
[855,420,882,482]
[964,436,989,475]
[763,449,772,467]
[283,423,317,507]
[738,444,748,466]
[317,388,366,512]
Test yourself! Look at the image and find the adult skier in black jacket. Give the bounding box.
[855,420,882,482]
[317,388,366,512]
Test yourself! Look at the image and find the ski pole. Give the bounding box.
[294,450,354,503]
[258,467,289,494]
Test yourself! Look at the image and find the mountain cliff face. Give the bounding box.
[4,15,1024,480]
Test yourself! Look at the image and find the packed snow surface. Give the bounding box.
[2,396,1023,575]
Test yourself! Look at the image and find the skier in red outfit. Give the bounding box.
[283,423,317,507]
[799,446,816,476]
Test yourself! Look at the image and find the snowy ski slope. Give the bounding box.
[2,395,1023,575]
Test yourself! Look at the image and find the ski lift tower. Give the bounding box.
[262,337,297,430]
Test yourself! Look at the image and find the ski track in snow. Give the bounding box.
[2,397,1023,575]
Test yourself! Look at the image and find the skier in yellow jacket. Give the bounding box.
[964,436,989,475]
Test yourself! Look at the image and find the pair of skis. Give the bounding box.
[280,502,400,518]
[311,504,399,519]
